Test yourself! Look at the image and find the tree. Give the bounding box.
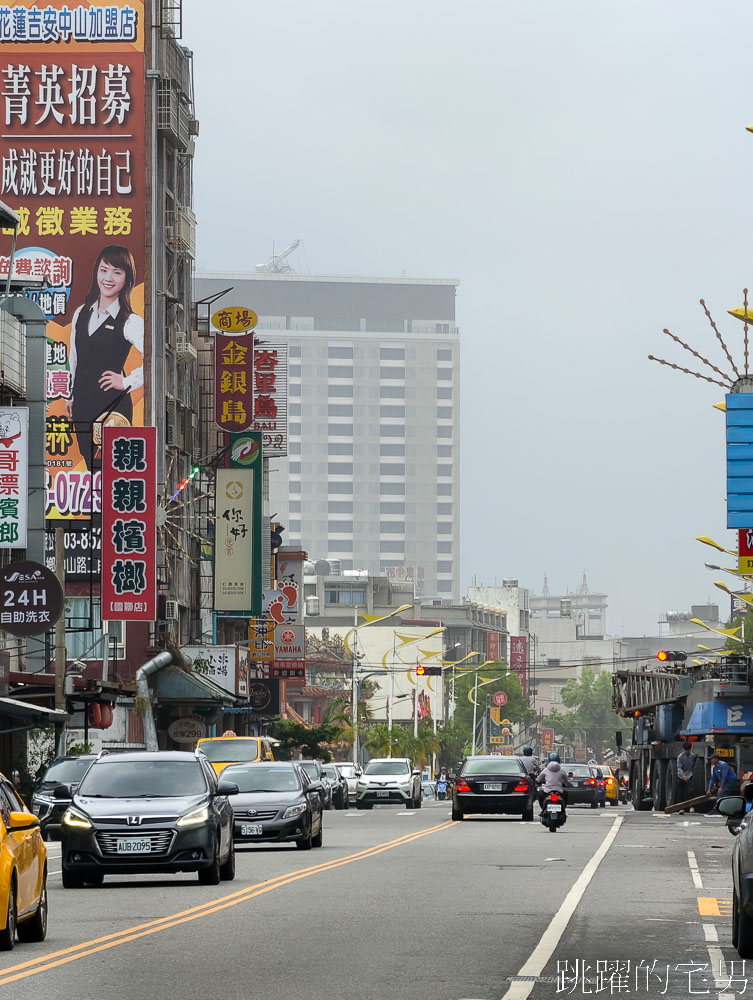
[364,724,401,758]
[267,720,342,761]
[541,669,630,757]
[449,661,535,748]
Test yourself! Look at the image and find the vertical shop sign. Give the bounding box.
[215,333,254,432]
[510,635,528,697]
[487,631,499,661]
[0,1,147,519]
[0,407,28,547]
[101,425,156,621]
[214,469,253,611]
[251,343,287,457]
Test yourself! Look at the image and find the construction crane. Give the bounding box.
[255,240,301,274]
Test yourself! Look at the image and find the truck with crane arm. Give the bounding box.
[612,654,753,810]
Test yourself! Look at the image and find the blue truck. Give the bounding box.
[612,656,753,810]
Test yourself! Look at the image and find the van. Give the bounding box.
[196,735,275,775]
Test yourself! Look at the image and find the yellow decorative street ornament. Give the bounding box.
[343,603,413,655]
[690,619,744,642]
[697,536,736,555]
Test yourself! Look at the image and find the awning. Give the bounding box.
[151,666,236,706]
[0,697,68,723]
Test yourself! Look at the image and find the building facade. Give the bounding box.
[194,271,461,602]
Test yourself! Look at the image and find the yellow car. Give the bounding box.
[0,774,47,949]
[598,764,620,806]
[197,734,275,776]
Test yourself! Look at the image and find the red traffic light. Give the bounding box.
[415,664,442,676]
[656,650,687,663]
[416,665,426,676]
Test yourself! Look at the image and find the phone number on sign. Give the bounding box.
[46,471,102,518]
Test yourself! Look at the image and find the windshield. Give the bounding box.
[299,762,319,777]
[462,758,524,776]
[337,764,356,777]
[222,766,301,793]
[321,766,339,779]
[364,761,410,776]
[198,739,261,764]
[566,765,594,777]
[42,758,93,783]
[78,761,207,798]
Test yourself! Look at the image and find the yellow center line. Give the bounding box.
[0,819,456,986]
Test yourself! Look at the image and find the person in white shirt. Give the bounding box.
[63,244,144,469]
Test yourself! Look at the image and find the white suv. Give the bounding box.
[356,758,422,810]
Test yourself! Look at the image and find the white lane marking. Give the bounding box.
[500,817,623,1000]
[703,922,727,994]
[687,850,704,889]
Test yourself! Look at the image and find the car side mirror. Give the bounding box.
[53,783,71,799]
[9,811,38,831]
[568,772,574,777]
[715,795,746,818]
[216,780,239,796]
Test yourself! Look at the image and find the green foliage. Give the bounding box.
[267,720,342,762]
[541,669,630,755]
[66,741,93,756]
[362,722,439,768]
[449,661,535,749]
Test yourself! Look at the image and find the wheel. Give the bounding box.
[0,882,16,950]
[599,800,606,808]
[630,760,652,811]
[590,799,598,809]
[17,876,47,943]
[451,804,463,821]
[61,867,85,889]
[665,761,678,808]
[610,798,618,807]
[733,885,740,949]
[312,821,323,848]
[414,794,422,810]
[84,873,104,886]
[356,801,367,810]
[652,760,667,811]
[219,838,236,881]
[549,821,558,833]
[344,794,349,811]
[523,805,534,822]
[296,823,313,850]
[737,883,753,958]
[198,840,221,885]
[405,799,414,810]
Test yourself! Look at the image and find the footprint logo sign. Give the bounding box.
[267,583,299,624]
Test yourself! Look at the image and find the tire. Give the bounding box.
[414,793,422,810]
[61,867,84,889]
[652,760,667,811]
[219,838,236,881]
[737,884,753,958]
[609,798,618,807]
[198,840,221,885]
[733,885,740,949]
[599,800,606,808]
[296,823,313,850]
[344,794,349,811]
[631,761,652,811]
[665,761,678,809]
[451,804,463,821]
[356,801,367,810]
[17,876,47,943]
[84,873,104,886]
[312,822,323,849]
[523,805,534,822]
[0,881,16,950]
[590,799,598,809]
[405,799,414,810]
[549,821,557,833]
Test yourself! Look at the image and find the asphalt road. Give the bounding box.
[0,800,743,1000]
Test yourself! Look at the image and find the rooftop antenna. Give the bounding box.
[541,573,550,597]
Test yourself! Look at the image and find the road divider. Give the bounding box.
[0,819,456,986]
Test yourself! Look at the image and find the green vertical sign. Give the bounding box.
[228,432,263,616]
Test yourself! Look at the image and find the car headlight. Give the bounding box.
[32,793,55,805]
[62,807,92,830]
[177,806,210,828]
[357,781,368,788]
[282,803,308,820]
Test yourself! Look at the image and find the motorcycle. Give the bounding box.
[540,791,567,833]
[618,776,629,805]
[437,778,448,801]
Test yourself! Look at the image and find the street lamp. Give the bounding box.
[697,535,737,556]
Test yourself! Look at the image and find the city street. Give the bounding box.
[0,801,741,1000]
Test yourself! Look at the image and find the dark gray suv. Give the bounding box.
[59,750,238,887]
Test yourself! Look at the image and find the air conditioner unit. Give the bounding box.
[175,336,197,364]
[165,600,179,621]
[165,225,175,241]
[166,397,182,448]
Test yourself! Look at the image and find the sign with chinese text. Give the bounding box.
[0,559,62,636]
[270,660,305,680]
[384,564,425,596]
[215,467,258,612]
[739,529,753,575]
[211,305,258,333]
[487,631,500,661]
[44,522,101,579]
[247,678,280,716]
[264,583,299,625]
[167,714,206,744]
[101,426,156,621]
[274,624,304,659]
[251,343,287,457]
[247,616,274,662]
[541,728,555,751]
[183,645,237,697]
[0,2,148,518]
[510,635,528,696]
[492,690,507,707]
[0,407,27,547]
[215,333,253,432]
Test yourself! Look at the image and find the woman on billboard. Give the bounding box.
[64,244,144,469]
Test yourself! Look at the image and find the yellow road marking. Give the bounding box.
[697,897,733,916]
[0,819,456,986]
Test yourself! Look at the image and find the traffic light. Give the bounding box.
[656,650,688,662]
[415,665,442,676]
[270,522,285,552]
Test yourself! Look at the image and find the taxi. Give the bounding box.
[597,763,620,806]
[0,772,47,949]
[197,732,275,776]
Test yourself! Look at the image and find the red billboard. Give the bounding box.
[101,425,156,621]
[215,333,254,432]
[510,635,528,696]
[0,1,146,518]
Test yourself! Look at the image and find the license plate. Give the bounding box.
[240,824,263,836]
[116,838,151,854]
[376,790,390,798]
[483,783,503,791]
[548,804,562,814]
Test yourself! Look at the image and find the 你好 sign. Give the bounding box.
[101,426,156,621]
[215,333,254,432]
[274,624,304,659]
[0,407,28,547]
[0,559,63,636]
[214,469,254,612]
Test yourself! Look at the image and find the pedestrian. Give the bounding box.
[707,754,741,799]
[677,742,697,792]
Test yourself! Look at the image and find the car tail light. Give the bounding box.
[598,781,605,788]
[550,793,559,802]
[513,783,529,792]
[587,779,595,786]
[456,782,471,792]
[606,778,614,785]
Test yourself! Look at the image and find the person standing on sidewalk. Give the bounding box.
[677,742,697,792]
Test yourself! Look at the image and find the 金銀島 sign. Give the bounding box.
[0,408,28,548]
[101,426,156,621]
[215,334,254,432]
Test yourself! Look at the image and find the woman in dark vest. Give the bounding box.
[64,245,144,470]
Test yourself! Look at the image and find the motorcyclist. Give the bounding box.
[519,747,539,776]
[536,754,570,810]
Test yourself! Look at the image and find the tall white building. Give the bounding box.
[194,271,461,601]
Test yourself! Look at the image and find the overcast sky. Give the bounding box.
[188,1,753,636]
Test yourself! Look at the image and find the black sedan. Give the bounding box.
[223,762,324,850]
[31,754,96,840]
[715,795,753,957]
[451,755,536,821]
[321,763,349,810]
[561,763,599,807]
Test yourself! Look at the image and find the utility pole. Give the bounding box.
[351,606,359,765]
[471,670,479,754]
[54,524,66,751]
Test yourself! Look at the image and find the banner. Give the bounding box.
[510,635,528,696]
[215,333,254,432]
[252,343,287,457]
[0,1,147,518]
[248,617,274,663]
[487,631,500,661]
[0,407,27,546]
[101,425,156,621]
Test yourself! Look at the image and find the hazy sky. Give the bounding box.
[188,1,753,636]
